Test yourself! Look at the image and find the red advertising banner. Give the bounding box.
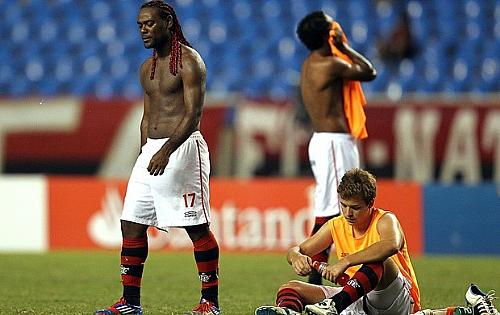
[363,101,499,182]
[375,180,423,255]
[48,177,422,254]
[48,177,128,249]
[3,98,498,182]
[3,98,226,174]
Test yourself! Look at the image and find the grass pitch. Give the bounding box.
[1,251,499,314]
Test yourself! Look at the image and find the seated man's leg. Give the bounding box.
[306,260,392,314]
[256,280,330,314]
[333,261,387,313]
[277,280,335,310]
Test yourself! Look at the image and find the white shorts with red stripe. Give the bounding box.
[308,132,360,217]
[121,131,211,231]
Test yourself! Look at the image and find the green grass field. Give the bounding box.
[1,251,499,315]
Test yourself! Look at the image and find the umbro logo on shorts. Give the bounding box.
[184,210,197,218]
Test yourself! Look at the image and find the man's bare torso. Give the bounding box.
[140,47,201,139]
[300,52,349,133]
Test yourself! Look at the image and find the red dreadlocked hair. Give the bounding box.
[141,0,191,79]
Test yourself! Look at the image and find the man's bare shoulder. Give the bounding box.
[376,211,402,232]
[139,57,154,85]
[180,45,206,73]
[304,53,349,75]
[140,56,153,71]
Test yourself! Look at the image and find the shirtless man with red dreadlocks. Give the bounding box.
[95,1,220,315]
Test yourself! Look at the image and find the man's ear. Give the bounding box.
[368,200,375,208]
[165,14,174,30]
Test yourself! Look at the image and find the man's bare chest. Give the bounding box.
[143,66,182,96]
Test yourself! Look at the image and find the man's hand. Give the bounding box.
[147,147,170,176]
[290,253,313,276]
[331,28,349,53]
[322,259,349,283]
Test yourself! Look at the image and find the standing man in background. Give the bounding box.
[296,11,376,285]
[96,1,220,314]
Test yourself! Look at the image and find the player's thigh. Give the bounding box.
[122,166,156,223]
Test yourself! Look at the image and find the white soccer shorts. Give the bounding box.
[308,132,360,217]
[121,131,211,231]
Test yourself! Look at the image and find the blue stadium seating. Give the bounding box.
[0,0,498,98]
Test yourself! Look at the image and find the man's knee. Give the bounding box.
[121,220,148,238]
[279,280,307,295]
[376,259,400,289]
[185,223,210,242]
[278,280,324,305]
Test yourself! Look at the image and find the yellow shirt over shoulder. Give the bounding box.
[328,208,421,312]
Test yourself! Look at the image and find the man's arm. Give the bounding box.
[139,61,150,150]
[160,48,206,157]
[331,29,377,82]
[147,48,206,176]
[287,223,333,276]
[140,93,150,148]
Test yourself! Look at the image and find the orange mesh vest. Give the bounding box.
[328,208,421,312]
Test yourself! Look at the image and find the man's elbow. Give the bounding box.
[365,68,377,81]
[357,69,376,82]
[382,240,401,257]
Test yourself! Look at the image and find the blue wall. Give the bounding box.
[424,184,500,254]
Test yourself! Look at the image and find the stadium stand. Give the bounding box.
[0,0,498,98]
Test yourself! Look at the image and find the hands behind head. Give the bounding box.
[331,28,346,50]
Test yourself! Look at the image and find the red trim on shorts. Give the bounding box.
[196,140,209,224]
[331,141,341,214]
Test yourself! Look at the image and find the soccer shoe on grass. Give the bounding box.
[94,297,143,315]
[305,298,338,315]
[465,284,499,315]
[415,307,474,315]
[254,305,301,315]
[188,298,221,315]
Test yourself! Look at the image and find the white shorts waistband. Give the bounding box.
[146,130,202,144]
[311,132,354,141]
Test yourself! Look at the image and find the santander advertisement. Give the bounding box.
[48,177,422,254]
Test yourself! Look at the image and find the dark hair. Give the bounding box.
[141,1,191,78]
[296,11,331,51]
[337,168,377,206]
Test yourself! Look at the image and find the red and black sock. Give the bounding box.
[276,288,304,312]
[193,231,219,307]
[332,262,384,313]
[309,216,334,284]
[121,236,148,306]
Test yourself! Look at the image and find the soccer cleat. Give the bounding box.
[304,299,338,315]
[94,297,143,315]
[465,284,499,315]
[414,308,474,315]
[254,305,300,315]
[188,298,221,315]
